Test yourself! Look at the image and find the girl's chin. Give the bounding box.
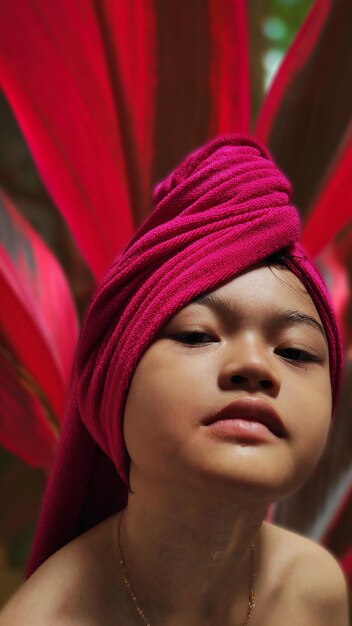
[175,460,293,499]
[173,444,311,500]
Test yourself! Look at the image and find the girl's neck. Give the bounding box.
[115,477,268,625]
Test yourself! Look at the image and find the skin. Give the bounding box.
[0,264,349,625]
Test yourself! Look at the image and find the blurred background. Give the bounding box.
[0,0,351,607]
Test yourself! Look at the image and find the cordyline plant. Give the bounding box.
[0,0,351,581]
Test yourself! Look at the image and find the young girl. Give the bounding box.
[0,135,349,625]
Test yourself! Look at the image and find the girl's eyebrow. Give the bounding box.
[189,293,327,342]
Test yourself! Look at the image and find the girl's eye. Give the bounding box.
[171,331,216,345]
[276,347,321,363]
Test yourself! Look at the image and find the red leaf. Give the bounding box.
[0,344,57,468]
[208,0,250,135]
[0,1,250,278]
[255,0,330,145]
[0,0,140,279]
[339,548,352,586]
[93,0,157,221]
[302,129,352,255]
[315,244,349,340]
[255,0,352,230]
[0,191,78,466]
[150,0,250,181]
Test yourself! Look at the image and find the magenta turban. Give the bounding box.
[27,134,342,575]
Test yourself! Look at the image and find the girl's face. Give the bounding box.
[123,265,332,501]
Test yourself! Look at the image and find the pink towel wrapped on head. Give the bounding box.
[27,134,342,576]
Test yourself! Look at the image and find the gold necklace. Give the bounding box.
[117,514,256,626]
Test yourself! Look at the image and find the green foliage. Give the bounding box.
[267,0,313,52]
[261,0,313,90]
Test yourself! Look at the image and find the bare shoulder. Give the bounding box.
[0,547,77,626]
[264,522,349,625]
[0,515,119,626]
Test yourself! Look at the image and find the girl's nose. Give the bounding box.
[219,338,281,396]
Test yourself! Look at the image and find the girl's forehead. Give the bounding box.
[189,265,318,315]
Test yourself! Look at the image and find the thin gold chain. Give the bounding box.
[117,513,151,626]
[245,542,256,625]
[116,513,256,626]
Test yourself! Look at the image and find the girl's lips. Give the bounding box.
[203,397,287,439]
[204,417,279,443]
